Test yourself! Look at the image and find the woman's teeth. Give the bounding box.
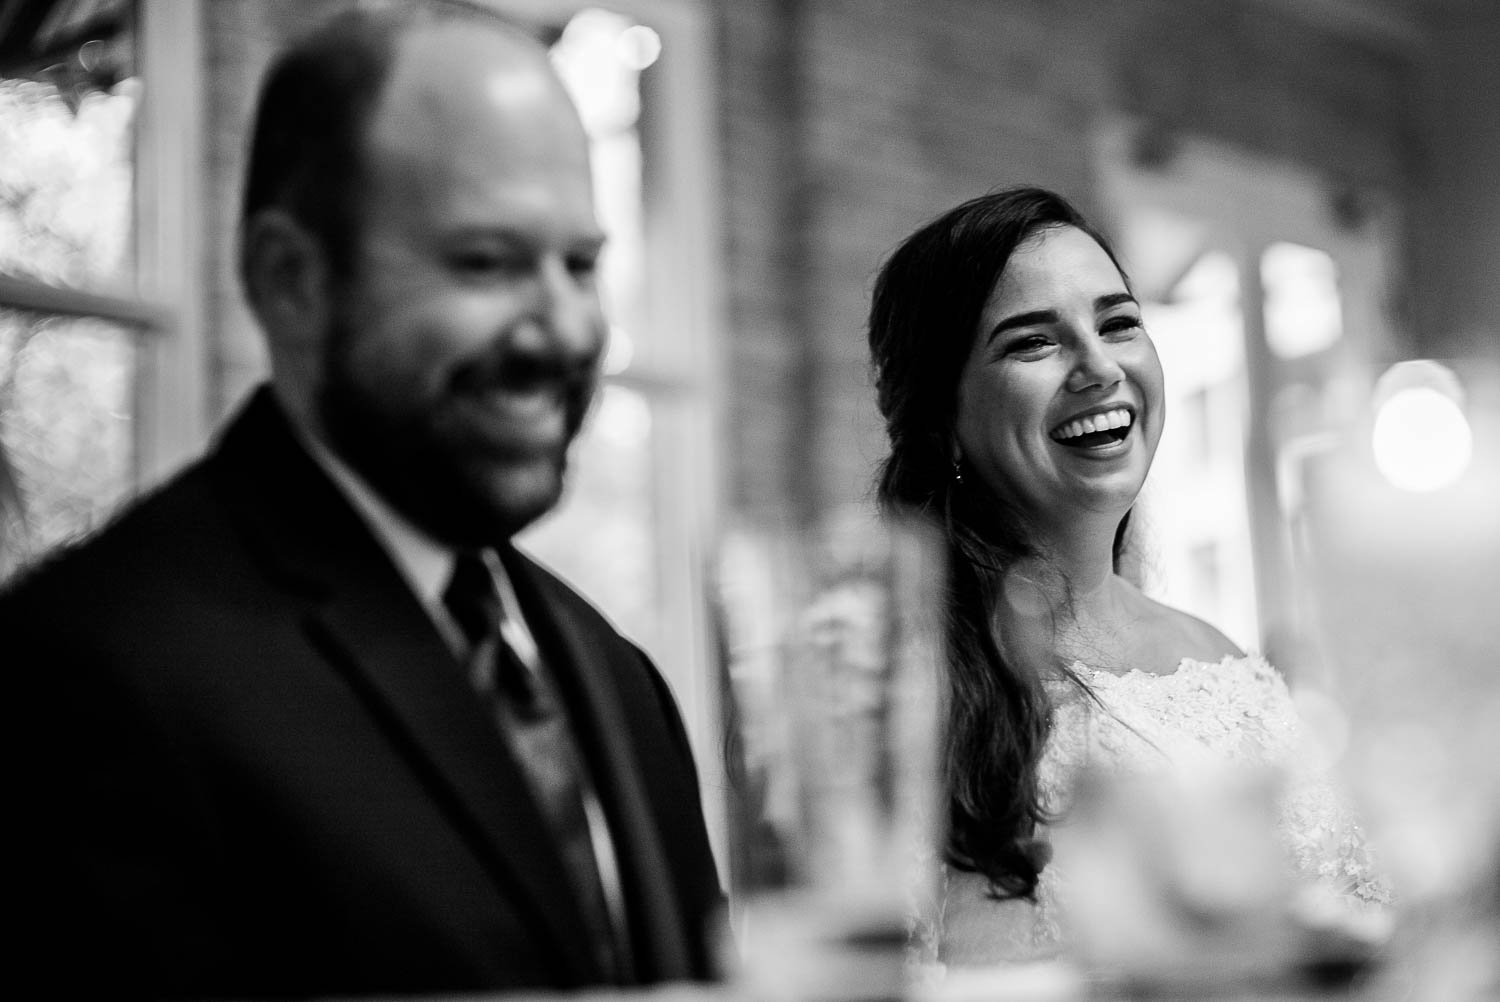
[1051,408,1133,443]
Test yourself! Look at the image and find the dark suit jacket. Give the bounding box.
[7,388,722,999]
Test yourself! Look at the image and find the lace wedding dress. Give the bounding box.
[918,655,1391,968]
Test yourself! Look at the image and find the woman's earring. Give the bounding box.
[952,459,964,485]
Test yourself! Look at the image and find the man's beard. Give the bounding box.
[316,318,587,548]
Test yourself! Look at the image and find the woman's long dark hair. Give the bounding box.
[867,186,1133,899]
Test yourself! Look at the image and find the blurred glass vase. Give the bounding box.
[1055,764,1306,993]
[713,509,946,1001]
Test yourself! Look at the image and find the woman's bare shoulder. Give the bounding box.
[1118,581,1246,669]
[1151,597,1245,662]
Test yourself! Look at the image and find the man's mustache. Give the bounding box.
[449,351,599,399]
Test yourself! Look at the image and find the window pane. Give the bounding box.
[550,6,656,372]
[1139,250,1259,652]
[0,308,136,575]
[0,27,137,291]
[524,8,668,655]
[522,385,658,648]
[1262,241,1343,360]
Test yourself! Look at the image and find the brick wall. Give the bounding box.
[1410,8,1500,359]
[198,0,1435,517]
[714,0,1421,518]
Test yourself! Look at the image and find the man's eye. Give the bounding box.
[449,249,527,275]
[566,252,600,279]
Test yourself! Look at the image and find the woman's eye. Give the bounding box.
[1100,316,1144,339]
[1005,335,1053,357]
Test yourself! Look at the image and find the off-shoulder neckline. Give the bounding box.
[1071,652,1267,684]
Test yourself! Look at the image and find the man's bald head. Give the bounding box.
[238,4,570,289]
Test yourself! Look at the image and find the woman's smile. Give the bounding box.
[1049,404,1136,451]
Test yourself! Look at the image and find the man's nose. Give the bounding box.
[1066,337,1125,393]
[514,256,604,364]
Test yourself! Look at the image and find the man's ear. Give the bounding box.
[239,209,332,351]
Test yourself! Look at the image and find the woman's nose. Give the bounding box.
[1066,339,1125,393]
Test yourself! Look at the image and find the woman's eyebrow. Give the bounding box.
[985,309,1058,346]
[1095,292,1137,311]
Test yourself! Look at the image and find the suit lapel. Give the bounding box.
[205,389,603,981]
[502,547,694,982]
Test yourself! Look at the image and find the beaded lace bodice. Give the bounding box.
[926,655,1391,967]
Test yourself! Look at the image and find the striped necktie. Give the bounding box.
[442,552,629,981]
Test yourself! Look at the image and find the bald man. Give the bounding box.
[7,6,721,997]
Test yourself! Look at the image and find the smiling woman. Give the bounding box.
[866,187,1389,975]
[952,224,1165,528]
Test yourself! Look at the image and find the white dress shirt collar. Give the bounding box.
[294,426,539,667]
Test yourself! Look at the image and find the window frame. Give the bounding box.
[474,0,727,790]
[1096,117,1398,665]
[0,0,207,491]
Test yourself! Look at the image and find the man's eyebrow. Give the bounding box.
[440,229,608,259]
[985,309,1058,346]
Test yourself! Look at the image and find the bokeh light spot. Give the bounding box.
[1371,386,1472,492]
[616,24,661,70]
